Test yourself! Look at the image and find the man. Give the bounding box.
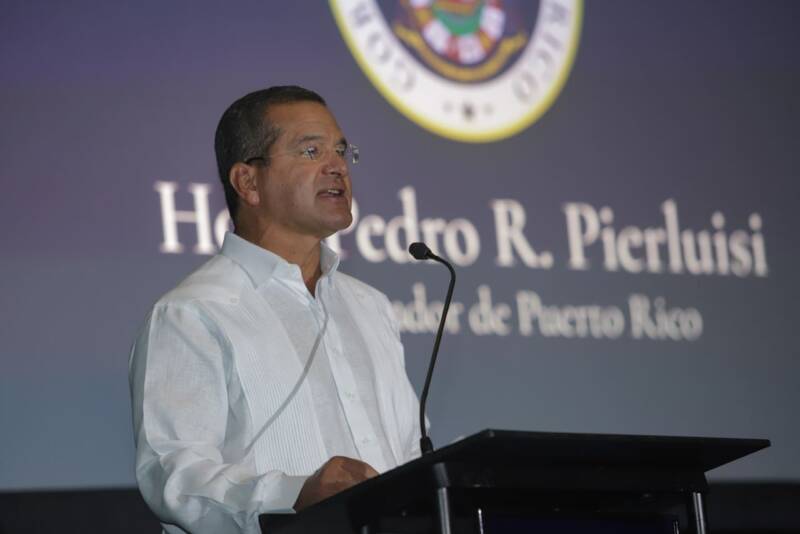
[129,86,422,534]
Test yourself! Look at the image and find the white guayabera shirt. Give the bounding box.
[129,232,422,534]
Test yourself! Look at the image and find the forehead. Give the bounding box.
[266,101,344,143]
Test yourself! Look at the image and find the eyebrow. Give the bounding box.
[292,134,348,147]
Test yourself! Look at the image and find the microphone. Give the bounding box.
[408,242,456,455]
[408,242,431,261]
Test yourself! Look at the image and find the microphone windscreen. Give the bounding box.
[409,242,432,260]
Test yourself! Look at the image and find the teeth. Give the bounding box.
[326,189,341,195]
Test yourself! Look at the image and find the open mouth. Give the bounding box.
[318,188,346,197]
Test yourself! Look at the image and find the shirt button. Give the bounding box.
[345,391,357,400]
[361,436,372,444]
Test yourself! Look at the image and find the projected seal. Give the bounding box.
[330,0,583,142]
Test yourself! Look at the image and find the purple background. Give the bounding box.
[1,1,798,489]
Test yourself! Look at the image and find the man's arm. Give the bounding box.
[380,293,425,464]
[129,303,307,534]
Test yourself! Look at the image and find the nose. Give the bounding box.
[322,150,349,178]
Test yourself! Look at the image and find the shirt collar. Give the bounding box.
[220,231,340,289]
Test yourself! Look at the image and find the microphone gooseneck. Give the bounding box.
[408,241,456,455]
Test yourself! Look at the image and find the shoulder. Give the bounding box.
[334,271,392,307]
[157,254,250,309]
[334,271,401,337]
[135,254,249,350]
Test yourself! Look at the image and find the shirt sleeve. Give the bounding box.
[129,302,307,534]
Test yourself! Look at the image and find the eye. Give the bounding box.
[300,145,321,160]
[334,145,347,158]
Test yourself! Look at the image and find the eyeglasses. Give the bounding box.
[244,143,360,166]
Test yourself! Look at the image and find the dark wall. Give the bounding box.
[2,485,799,534]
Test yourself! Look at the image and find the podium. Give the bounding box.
[260,429,769,534]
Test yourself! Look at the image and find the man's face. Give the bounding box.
[254,101,353,240]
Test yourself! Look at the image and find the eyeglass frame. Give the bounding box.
[243,142,360,166]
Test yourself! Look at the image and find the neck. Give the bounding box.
[236,223,324,296]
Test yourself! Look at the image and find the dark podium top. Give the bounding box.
[260,429,769,534]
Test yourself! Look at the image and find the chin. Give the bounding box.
[334,213,354,231]
[320,215,353,238]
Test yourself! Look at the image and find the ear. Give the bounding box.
[229,162,261,207]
